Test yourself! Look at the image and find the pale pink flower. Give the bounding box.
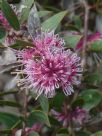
[51,105,87,127]
[14,30,83,98]
[33,30,65,55]
[16,30,65,62]
[51,104,71,127]
[17,46,82,98]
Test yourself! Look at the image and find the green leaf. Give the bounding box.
[0,90,18,96]
[38,95,49,113]
[11,40,34,49]
[28,132,39,136]
[25,0,34,8]
[57,128,69,134]
[79,89,102,110]
[65,24,80,31]
[96,0,102,14]
[90,40,102,52]
[76,131,91,136]
[11,120,22,129]
[27,110,50,127]
[1,0,20,30]
[56,134,69,136]
[73,15,82,30]
[21,8,29,23]
[42,11,67,30]
[0,27,6,39]
[49,115,60,126]
[0,129,12,135]
[85,73,102,84]
[63,35,82,48]
[51,92,65,110]
[0,100,22,108]
[0,112,19,128]
[91,131,102,136]
[71,98,84,108]
[38,11,52,18]
[20,0,34,23]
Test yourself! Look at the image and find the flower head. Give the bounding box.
[33,30,65,55]
[51,104,87,128]
[51,104,71,127]
[16,31,82,98]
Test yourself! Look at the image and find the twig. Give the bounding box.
[21,90,28,136]
[80,0,89,70]
[69,115,76,136]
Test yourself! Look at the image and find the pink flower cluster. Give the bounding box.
[0,11,10,29]
[0,5,21,46]
[0,9,15,46]
[13,123,42,136]
[16,30,82,98]
[0,4,19,30]
[51,104,87,127]
[75,32,102,66]
[76,32,102,50]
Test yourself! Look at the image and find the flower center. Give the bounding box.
[41,58,68,80]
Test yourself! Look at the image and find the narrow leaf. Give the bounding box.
[0,100,22,108]
[0,129,12,135]
[28,4,41,38]
[0,90,18,96]
[0,27,6,39]
[0,112,19,128]
[20,0,34,23]
[1,0,20,30]
[11,40,34,49]
[42,11,67,31]
[38,11,52,18]
[28,132,39,136]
